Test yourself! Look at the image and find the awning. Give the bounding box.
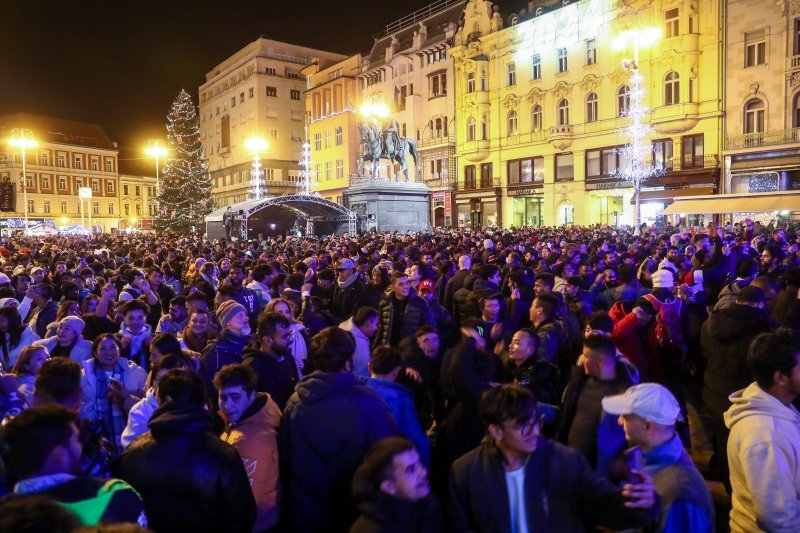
[662,191,800,215]
[632,186,714,204]
[730,156,800,172]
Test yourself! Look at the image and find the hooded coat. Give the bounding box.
[700,304,775,419]
[725,383,800,532]
[242,345,298,411]
[114,401,256,533]
[278,371,397,533]
[220,393,282,533]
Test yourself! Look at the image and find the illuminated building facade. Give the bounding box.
[722,0,800,210]
[301,54,362,205]
[450,0,723,228]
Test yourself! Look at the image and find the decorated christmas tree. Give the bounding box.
[156,89,213,233]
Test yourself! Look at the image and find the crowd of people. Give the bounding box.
[0,217,798,532]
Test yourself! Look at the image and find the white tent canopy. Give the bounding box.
[661,190,800,215]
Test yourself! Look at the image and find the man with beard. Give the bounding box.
[331,258,367,322]
[242,311,299,410]
[226,262,258,328]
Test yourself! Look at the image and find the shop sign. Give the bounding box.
[585,181,632,191]
[445,192,452,217]
[510,188,541,197]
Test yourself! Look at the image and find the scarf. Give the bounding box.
[121,323,152,363]
[337,272,359,289]
[93,361,126,457]
[182,325,210,353]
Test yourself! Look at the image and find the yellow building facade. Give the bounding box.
[450,0,723,228]
[302,54,362,204]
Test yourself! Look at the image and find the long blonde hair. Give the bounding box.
[265,297,300,324]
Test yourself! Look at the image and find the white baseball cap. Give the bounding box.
[602,383,683,426]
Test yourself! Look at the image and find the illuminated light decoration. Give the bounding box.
[298,124,314,195]
[309,107,356,124]
[614,24,662,235]
[748,173,779,193]
[514,0,603,62]
[245,136,269,201]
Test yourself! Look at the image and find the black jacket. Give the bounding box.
[242,345,299,410]
[443,269,470,312]
[113,401,256,533]
[448,439,660,532]
[331,278,368,322]
[279,371,397,533]
[375,293,434,346]
[350,493,443,533]
[701,303,775,419]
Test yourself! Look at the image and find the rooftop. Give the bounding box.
[0,113,116,150]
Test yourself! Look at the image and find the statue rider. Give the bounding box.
[384,119,400,158]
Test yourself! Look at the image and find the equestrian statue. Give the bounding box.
[356,119,419,182]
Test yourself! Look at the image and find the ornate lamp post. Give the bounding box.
[8,128,37,235]
[245,136,268,200]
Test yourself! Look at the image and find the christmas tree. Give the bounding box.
[157,89,213,233]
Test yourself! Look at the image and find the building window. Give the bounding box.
[506,63,516,86]
[107,181,115,193]
[682,134,704,168]
[586,39,596,65]
[664,71,680,106]
[464,165,476,189]
[266,67,276,75]
[135,185,141,196]
[665,8,679,38]
[557,98,569,125]
[429,72,447,97]
[481,117,488,140]
[266,86,277,97]
[467,117,476,141]
[74,156,82,169]
[617,86,630,117]
[557,48,568,73]
[586,147,622,178]
[28,199,34,213]
[585,92,598,123]
[123,184,129,195]
[531,55,541,80]
[40,153,49,165]
[136,204,141,216]
[480,163,493,188]
[531,105,543,132]
[508,157,544,184]
[290,89,301,100]
[42,175,50,189]
[794,92,800,128]
[314,133,321,150]
[43,201,51,214]
[57,155,65,167]
[91,159,99,171]
[93,202,99,215]
[124,204,130,216]
[75,178,82,190]
[25,175,33,188]
[653,139,674,171]
[325,161,332,180]
[60,201,67,214]
[336,159,344,179]
[106,160,113,172]
[108,203,114,215]
[249,87,254,98]
[335,126,343,145]
[745,30,767,67]
[507,110,518,135]
[91,179,99,192]
[466,72,476,93]
[744,98,765,133]
[324,129,332,148]
[59,177,67,190]
[555,153,574,181]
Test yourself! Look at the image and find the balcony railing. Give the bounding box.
[418,135,455,149]
[725,128,800,151]
[791,54,800,69]
[454,176,500,191]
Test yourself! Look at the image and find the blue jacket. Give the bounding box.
[200,330,249,392]
[366,378,431,466]
[642,434,714,533]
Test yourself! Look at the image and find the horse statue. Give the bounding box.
[357,120,419,182]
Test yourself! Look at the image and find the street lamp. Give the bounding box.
[7,128,37,235]
[614,25,662,235]
[244,136,268,200]
[145,139,167,196]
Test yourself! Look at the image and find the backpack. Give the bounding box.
[642,293,685,355]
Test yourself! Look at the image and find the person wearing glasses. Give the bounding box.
[449,384,659,532]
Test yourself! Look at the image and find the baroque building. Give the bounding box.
[450,0,723,228]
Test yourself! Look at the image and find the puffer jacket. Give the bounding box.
[79,357,147,422]
[700,304,774,419]
[200,330,249,390]
[279,371,397,533]
[375,293,434,346]
[114,400,256,533]
[220,393,282,533]
[33,335,93,364]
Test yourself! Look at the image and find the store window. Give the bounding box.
[555,153,574,181]
[558,204,575,226]
[512,197,543,227]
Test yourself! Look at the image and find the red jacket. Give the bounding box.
[609,301,650,381]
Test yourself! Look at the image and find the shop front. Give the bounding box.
[508,187,544,227]
[455,196,500,228]
[431,190,453,228]
[584,179,633,226]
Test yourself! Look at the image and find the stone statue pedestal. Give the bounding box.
[345,180,431,233]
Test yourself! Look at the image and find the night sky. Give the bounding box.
[0,0,441,156]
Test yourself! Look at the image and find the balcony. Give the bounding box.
[789,54,800,71]
[724,128,800,151]
[548,125,574,150]
[454,176,500,192]
[418,135,455,149]
[651,102,700,134]
[461,139,490,162]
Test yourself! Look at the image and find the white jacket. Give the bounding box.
[725,382,800,533]
[1,327,40,371]
[79,357,147,421]
[33,336,92,365]
[340,317,371,378]
[121,388,158,448]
